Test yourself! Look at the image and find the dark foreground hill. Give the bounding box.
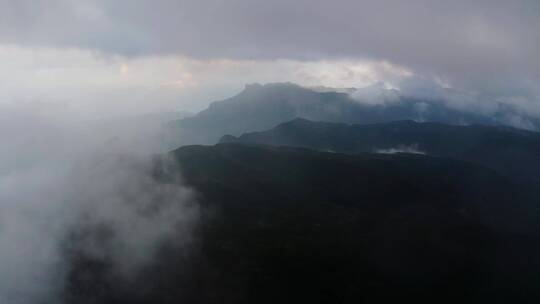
[65,144,540,304]
[222,118,540,183]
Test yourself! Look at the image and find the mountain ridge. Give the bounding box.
[220,118,540,184]
[169,82,539,146]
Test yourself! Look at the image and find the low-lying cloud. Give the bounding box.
[0,105,198,304]
[375,144,426,155]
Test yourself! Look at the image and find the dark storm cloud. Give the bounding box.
[0,0,539,104]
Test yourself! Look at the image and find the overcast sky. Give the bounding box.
[0,0,539,118]
[1,3,539,302]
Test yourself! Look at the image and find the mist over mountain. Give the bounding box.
[170,82,540,146]
[4,82,540,303]
[3,1,540,303]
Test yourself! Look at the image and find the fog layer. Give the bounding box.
[0,105,198,304]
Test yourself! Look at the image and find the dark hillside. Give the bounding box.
[65,144,540,303]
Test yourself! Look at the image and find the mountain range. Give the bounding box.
[221,118,540,183]
[65,83,540,303]
[169,82,539,146]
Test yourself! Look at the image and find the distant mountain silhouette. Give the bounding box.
[169,83,538,145]
[66,143,540,303]
[222,118,540,183]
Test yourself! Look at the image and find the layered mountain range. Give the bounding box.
[168,82,539,145]
[67,83,540,303]
[221,118,540,183]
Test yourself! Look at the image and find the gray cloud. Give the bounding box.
[0,103,198,304]
[1,0,538,109]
